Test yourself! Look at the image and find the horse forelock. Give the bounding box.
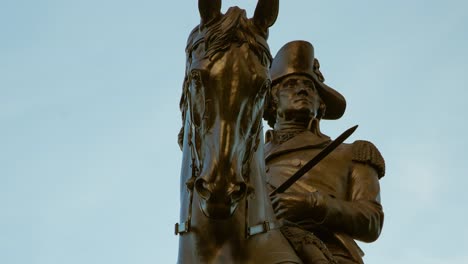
[185,7,272,66]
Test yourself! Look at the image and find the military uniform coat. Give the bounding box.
[265,130,385,264]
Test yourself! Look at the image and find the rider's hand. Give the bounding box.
[271,192,327,222]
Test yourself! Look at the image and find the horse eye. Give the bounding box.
[191,70,201,82]
[284,81,295,88]
[258,80,271,97]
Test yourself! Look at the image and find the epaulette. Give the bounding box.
[352,140,385,179]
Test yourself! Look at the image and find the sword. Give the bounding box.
[269,125,358,196]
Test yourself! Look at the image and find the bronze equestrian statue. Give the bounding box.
[176,1,309,263]
[264,41,385,264]
[175,1,385,263]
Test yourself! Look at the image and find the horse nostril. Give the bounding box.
[229,182,247,202]
[195,178,212,200]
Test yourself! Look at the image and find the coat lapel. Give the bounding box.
[264,130,331,162]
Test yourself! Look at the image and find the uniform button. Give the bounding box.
[296,160,302,167]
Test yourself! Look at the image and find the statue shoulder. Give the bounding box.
[351,140,385,179]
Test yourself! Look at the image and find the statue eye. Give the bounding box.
[259,79,271,97]
[190,70,202,86]
[283,80,295,89]
[304,81,315,90]
[188,70,205,128]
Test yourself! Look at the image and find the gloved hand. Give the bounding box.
[271,191,327,222]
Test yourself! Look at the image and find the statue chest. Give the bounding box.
[265,145,353,200]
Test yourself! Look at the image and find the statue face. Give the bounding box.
[276,75,321,122]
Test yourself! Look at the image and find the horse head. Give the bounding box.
[181,0,278,220]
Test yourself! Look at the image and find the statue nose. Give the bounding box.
[297,87,309,96]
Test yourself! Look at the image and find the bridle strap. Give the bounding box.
[175,93,200,236]
[247,220,282,236]
[175,221,190,235]
[243,117,282,238]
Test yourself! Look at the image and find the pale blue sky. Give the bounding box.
[1,1,468,263]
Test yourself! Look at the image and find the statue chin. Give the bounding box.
[199,199,239,220]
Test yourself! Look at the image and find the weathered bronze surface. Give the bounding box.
[176,1,385,263]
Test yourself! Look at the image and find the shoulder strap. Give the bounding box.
[352,140,385,179]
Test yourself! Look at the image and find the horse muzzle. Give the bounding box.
[195,178,248,219]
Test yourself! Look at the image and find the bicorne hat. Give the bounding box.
[269,40,346,120]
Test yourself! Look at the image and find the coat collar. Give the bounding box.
[264,130,331,162]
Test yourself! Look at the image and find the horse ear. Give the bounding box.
[199,0,222,28]
[253,0,279,31]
